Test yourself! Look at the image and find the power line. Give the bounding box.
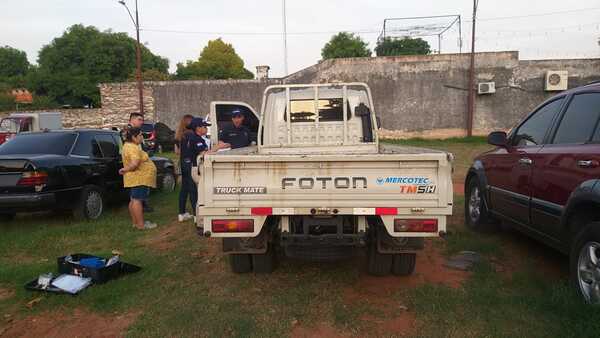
[465,6,600,22]
[141,28,381,36]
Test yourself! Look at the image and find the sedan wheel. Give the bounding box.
[86,190,104,220]
[577,241,600,304]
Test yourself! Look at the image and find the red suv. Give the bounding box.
[466,81,600,304]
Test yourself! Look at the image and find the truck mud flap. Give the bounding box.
[223,233,268,255]
[376,230,424,254]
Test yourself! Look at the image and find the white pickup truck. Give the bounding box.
[196,83,453,276]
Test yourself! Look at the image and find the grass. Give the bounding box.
[1,139,599,337]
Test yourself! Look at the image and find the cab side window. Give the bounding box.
[554,93,600,144]
[513,98,564,147]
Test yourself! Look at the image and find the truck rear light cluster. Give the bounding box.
[212,219,254,233]
[251,207,273,215]
[17,171,48,186]
[394,219,438,232]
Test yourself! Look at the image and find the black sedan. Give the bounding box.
[0,129,176,221]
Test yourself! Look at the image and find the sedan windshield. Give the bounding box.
[0,133,77,155]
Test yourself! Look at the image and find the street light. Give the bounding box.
[118,0,144,116]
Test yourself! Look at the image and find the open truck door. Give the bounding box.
[208,101,259,148]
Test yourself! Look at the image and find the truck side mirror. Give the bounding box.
[487,131,508,147]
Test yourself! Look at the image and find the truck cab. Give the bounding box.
[0,112,63,145]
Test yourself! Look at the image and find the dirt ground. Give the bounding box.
[0,309,138,338]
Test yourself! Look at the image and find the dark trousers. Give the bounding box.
[179,161,198,215]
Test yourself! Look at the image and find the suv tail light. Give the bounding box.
[394,219,438,232]
[212,219,254,233]
[148,130,156,140]
[17,171,48,186]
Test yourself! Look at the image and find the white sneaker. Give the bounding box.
[143,221,157,229]
[178,213,193,222]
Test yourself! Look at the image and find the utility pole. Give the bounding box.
[282,0,288,76]
[466,0,478,137]
[119,0,144,115]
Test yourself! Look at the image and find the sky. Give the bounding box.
[2,0,599,78]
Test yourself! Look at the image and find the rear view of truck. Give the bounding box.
[197,83,453,276]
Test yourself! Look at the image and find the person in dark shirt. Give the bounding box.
[178,118,210,222]
[217,109,255,149]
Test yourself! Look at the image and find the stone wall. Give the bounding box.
[99,82,155,121]
[0,108,115,129]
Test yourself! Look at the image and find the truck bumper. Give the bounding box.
[0,192,56,212]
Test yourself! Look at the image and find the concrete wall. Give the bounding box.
[93,51,600,137]
[0,108,121,129]
[285,51,600,137]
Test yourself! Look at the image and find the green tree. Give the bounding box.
[321,32,371,60]
[0,46,30,89]
[174,39,254,80]
[31,24,169,107]
[375,37,431,56]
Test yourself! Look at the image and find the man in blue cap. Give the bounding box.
[178,117,211,223]
[217,109,254,149]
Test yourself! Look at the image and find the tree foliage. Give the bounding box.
[0,46,30,89]
[321,32,371,60]
[375,37,431,56]
[29,24,169,107]
[174,39,253,80]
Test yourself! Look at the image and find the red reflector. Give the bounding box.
[212,219,254,233]
[17,171,48,186]
[376,207,397,215]
[251,207,272,215]
[394,219,438,232]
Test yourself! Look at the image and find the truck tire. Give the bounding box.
[392,253,416,276]
[252,245,275,273]
[465,178,494,231]
[570,223,600,304]
[73,185,105,220]
[367,242,392,276]
[0,213,16,222]
[229,254,252,273]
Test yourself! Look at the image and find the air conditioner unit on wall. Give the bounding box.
[545,70,568,91]
[478,82,496,95]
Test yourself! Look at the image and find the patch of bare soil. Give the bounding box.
[291,322,350,338]
[0,286,14,301]
[341,241,468,337]
[0,309,138,338]
[453,182,465,196]
[140,220,190,251]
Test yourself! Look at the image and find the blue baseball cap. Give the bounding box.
[189,117,211,129]
[231,109,244,117]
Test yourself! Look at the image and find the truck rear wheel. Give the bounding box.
[229,254,252,273]
[392,253,416,276]
[367,242,392,276]
[252,245,275,273]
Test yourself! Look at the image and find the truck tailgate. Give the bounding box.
[201,152,452,211]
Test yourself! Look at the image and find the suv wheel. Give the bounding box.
[73,185,105,220]
[571,224,600,304]
[160,171,177,192]
[465,178,493,231]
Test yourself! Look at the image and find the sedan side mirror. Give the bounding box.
[487,131,508,147]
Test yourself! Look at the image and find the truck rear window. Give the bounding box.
[0,133,76,155]
[285,98,351,123]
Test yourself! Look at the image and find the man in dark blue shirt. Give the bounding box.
[178,118,210,224]
[218,110,255,149]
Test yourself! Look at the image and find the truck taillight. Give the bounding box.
[394,219,438,232]
[212,219,254,233]
[17,171,48,186]
[376,207,397,215]
[251,207,272,215]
